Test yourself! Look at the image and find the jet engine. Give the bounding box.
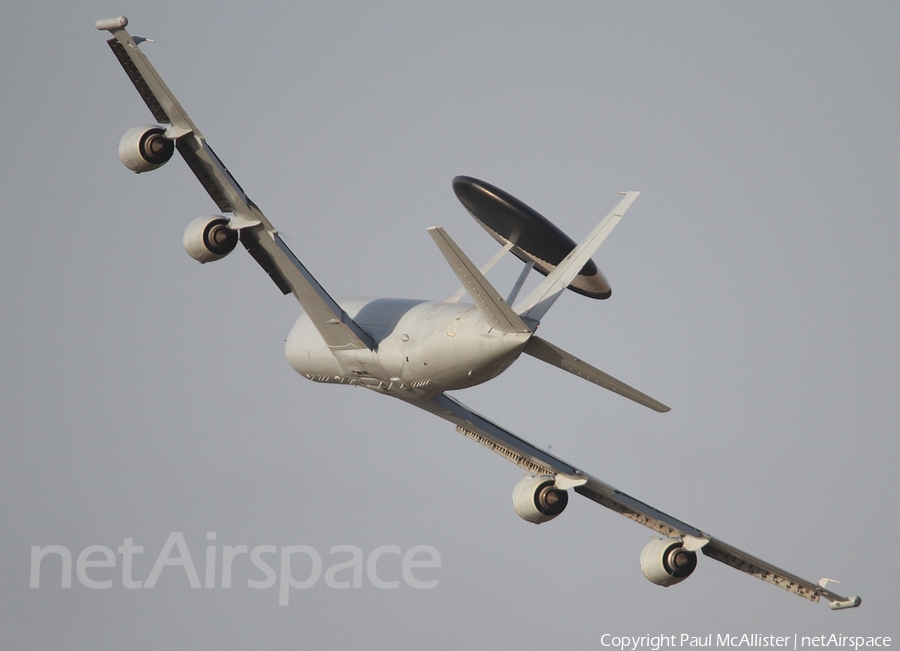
[118,125,174,173]
[512,475,568,524]
[639,537,697,587]
[183,215,239,263]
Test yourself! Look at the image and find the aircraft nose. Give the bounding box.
[284,313,342,378]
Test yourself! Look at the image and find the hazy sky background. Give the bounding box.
[2,2,898,648]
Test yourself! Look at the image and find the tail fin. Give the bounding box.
[513,191,639,322]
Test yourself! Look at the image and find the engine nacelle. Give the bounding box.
[639,538,697,587]
[118,125,175,173]
[512,475,568,524]
[183,215,239,263]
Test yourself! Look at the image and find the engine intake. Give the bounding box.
[118,125,175,173]
[639,538,697,587]
[512,475,568,524]
[183,215,239,263]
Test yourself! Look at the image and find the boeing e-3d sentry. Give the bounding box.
[96,16,860,609]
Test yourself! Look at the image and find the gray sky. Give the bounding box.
[2,2,897,647]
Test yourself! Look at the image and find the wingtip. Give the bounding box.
[828,595,862,610]
[95,16,128,31]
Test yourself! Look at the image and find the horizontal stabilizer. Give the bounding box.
[428,227,532,334]
[523,335,669,412]
[445,241,513,303]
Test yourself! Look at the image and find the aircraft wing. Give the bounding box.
[400,391,860,609]
[97,17,375,351]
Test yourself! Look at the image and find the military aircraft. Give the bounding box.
[96,16,859,609]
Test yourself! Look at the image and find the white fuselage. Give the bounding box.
[285,298,532,398]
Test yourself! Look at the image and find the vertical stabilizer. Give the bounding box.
[513,191,639,322]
